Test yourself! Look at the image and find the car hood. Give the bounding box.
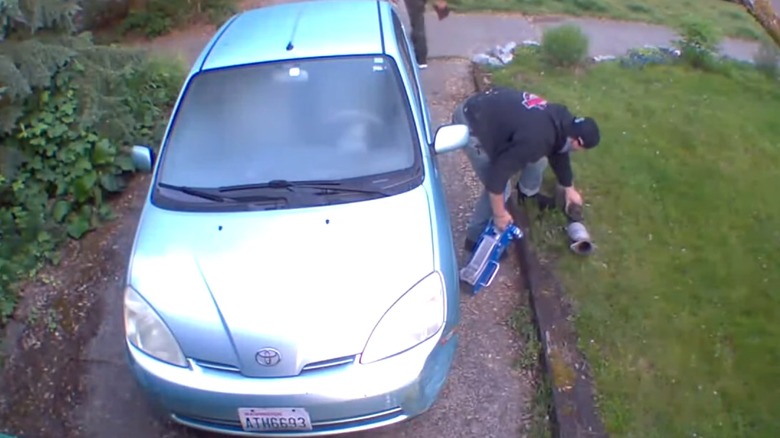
[129,186,435,377]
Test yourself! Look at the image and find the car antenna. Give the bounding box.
[286,4,306,51]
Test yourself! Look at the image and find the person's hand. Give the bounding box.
[433,0,450,20]
[388,0,399,5]
[493,210,513,232]
[564,186,583,209]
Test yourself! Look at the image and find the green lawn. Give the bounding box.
[492,53,780,436]
[448,0,767,41]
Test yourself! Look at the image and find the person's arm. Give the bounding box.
[484,147,532,229]
[548,152,582,206]
[548,152,572,188]
[487,190,513,231]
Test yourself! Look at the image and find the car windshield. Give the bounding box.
[156,55,418,190]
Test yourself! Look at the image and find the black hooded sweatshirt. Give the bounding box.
[462,87,576,195]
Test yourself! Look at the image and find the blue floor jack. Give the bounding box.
[459,220,524,294]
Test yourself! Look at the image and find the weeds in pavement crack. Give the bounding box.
[508,306,552,437]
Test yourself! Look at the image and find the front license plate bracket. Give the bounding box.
[238,407,313,432]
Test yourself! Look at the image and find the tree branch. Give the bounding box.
[733,0,780,47]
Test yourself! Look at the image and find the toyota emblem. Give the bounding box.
[255,348,282,366]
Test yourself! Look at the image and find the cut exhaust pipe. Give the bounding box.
[565,221,595,255]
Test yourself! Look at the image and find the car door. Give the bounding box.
[390,10,433,147]
[389,5,460,314]
[389,5,458,277]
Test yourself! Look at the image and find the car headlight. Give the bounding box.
[124,286,188,367]
[360,272,445,364]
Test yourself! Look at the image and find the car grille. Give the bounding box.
[301,355,355,372]
[192,355,356,375]
[173,406,405,434]
[193,359,241,373]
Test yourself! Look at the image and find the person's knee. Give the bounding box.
[517,169,544,196]
[520,167,544,184]
[535,157,550,170]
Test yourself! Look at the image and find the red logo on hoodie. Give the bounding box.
[521,92,547,110]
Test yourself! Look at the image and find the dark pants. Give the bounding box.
[403,0,428,64]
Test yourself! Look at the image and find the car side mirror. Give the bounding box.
[432,124,469,155]
[131,145,155,173]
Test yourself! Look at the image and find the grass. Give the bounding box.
[491,51,780,437]
[527,375,554,438]
[507,307,552,437]
[447,0,768,41]
[509,307,541,371]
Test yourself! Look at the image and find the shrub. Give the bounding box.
[674,17,723,71]
[753,40,780,79]
[619,46,680,69]
[120,0,238,38]
[0,45,183,320]
[0,2,185,322]
[560,0,608,13]
[540,24,590,68]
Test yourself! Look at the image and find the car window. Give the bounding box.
[156,55,418,189]
[391,12,421,107]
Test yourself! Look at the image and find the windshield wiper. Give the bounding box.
[219,179,389,197]
[158,182,232,202]
[159,182,289,205]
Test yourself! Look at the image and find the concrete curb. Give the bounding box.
[469,63,608,438]
[509,202,608,438]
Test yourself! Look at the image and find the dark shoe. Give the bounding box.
[518,192,556,211]
[464,237,509,261]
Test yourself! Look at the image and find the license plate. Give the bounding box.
[238,407,313,432]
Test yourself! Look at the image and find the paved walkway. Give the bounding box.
[145,5,765,67]
[420,11,761,62]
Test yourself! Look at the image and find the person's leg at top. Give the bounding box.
[516,158,556,210]
[403,0,429,68]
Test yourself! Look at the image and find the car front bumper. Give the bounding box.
[127,329,458,436]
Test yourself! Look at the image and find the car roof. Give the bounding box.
[200,0,390,71]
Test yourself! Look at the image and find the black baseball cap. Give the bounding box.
[571,117,600,149]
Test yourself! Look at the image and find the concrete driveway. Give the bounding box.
[68,61,532,438]
[69,7,536,438]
